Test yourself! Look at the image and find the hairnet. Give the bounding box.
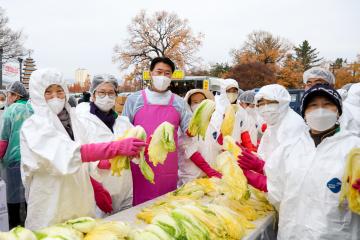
[90,74,118,94]
[255,84,291,106]
[303,67,335,85]
[6,81,28,98]
[239,90,256,104]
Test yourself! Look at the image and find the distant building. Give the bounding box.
[75,68,90,87]
[22,55,37,89]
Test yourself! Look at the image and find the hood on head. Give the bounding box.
[29,68,70,115]
[255,84,291,107]
[223,79,239,91]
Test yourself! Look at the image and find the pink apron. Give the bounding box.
[130,90,180,205]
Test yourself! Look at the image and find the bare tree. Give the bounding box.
[0,7,26,64]
[113,10,203,72]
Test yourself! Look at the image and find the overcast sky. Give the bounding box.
[1,0,360,80]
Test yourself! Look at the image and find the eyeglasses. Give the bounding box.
[96,91,116,99]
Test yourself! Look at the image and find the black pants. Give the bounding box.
[7,202,26,229]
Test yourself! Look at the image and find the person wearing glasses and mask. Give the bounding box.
[237,84,360,239]
[76,74,136,215]
[123,57,216,205]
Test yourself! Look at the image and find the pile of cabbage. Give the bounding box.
[0,217,130,240]
[135,136,274,239]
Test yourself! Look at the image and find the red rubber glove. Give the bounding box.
[352,179,360,193]
[240,131,257,152]
[190,152,222,178]
[217,133,224,145]
[90,177,113,213]
[238,151,265,174]
[243,170,267,192]
[81,138,146,162]
[261,123,267,133]
[0,140,8,159]
[97,160,111,170]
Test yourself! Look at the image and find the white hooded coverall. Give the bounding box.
[20,69,95,230]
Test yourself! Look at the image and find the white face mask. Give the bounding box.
[152,76,172,91]
[190,103,200,112]
[95,96,115,112]
[305,108,338,132]
[0,101,5,109]
[227,92,238,103]
[258,103,281,126]
[47,98,65,115]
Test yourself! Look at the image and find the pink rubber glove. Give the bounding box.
[237,150,265,174]
[190,152,222,178]
[352,179,360,193]
[243,170,267,192]
[97,160,111,170]
[0,140,8,159]
[90,177,113,213]
[240,131,257,152]
[81,138,146,163]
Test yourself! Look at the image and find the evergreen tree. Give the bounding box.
[209,63,231,77]
[294,40,323,70]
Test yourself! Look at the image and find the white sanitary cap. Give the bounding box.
[303,67,335,85]
[223,78,240,91]
[255,84,291,106]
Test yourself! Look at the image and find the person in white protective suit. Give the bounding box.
[76,74,134,215]
[238,84,360,239]
[343,83,360,137]
[238,90,261,149]
[20,69,146,230]
[210,79,257,149]
[178,89,222,186]
[255,84,307,161]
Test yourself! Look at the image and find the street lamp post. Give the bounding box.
[18,57,23,83]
